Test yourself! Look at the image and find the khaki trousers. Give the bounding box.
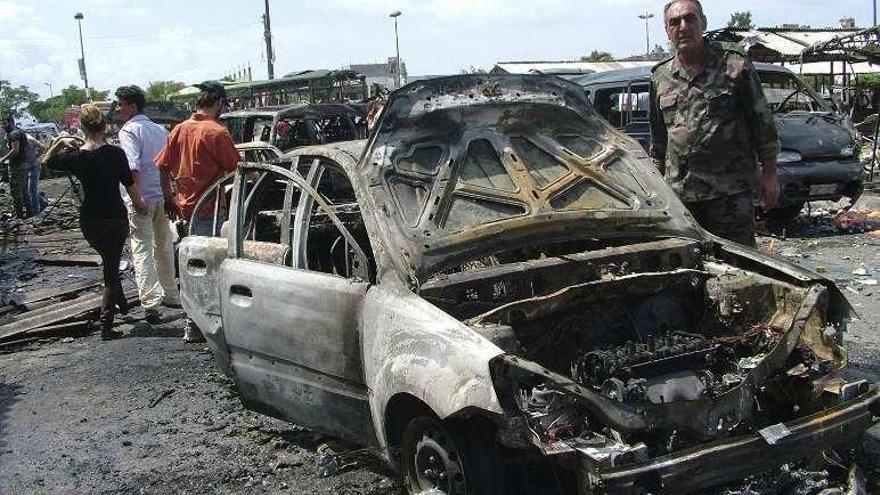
[127,201,180,310]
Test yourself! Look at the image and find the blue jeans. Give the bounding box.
[26,161,41,215]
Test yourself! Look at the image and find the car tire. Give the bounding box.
[400,416,506,495]
[765,201,805,231]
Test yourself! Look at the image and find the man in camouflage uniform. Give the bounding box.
[650,0,780,246]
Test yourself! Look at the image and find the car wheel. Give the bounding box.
[401,416,505,495]
[765,201,805,231]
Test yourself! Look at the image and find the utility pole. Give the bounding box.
[874,0,877,26]
[263,0,275,79]
[390,11,402,88]
[74,12,90,101]
[639,12,654,56]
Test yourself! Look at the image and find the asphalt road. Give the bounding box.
[1,188,879,494]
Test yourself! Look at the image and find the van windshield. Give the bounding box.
[758,71,829,114]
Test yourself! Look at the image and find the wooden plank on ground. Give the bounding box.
[20,277,103,306]
[35,254,103,266]
[0,288,138,341]
[24,232,84,244]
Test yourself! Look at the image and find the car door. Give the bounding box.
[178,174,235,374]
[219,161,376,446]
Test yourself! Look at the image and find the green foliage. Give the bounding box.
[854,73,880,90]
[146,80,186,101]
[459,66,488,75]
[580,50,614,62]
[0,81,39,119]
[727,11,755,30]
[26,85,110,124]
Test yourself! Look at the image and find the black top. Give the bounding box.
[6,128,27,166]
[47,145,134,220]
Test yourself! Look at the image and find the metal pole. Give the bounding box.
[44,82,53,98]
[394,17,401,88]
[263,0,275,80]
[74,13,90,101]
[874,0,877,26]
[639,12,654,56]
[390,11,402,88]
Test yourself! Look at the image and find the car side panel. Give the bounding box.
[220,259,375,445]
[360,286,505,458]
[179,235,232,374]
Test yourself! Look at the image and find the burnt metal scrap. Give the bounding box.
[173,74,880,494]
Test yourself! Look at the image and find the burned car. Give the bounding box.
[235,141,283,163]
[179,75,879,494]
[220,103,367,152]
[573,64,864,225]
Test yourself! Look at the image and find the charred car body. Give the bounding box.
[179,75,879,494]
[220,103,367,152]
[573,64,864,225]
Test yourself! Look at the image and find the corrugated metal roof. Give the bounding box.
[491,60,657,75]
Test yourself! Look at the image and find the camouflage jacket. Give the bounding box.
[649,41,779,202]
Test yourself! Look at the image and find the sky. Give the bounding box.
[0,0,877,99]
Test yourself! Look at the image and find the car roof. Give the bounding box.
[572,62,794,88]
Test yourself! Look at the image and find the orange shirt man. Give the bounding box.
[155,81,238,343]
[156,81,239,226]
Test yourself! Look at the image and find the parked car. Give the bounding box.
[235,141,283,163]
[573,64,865,225]
[179,75,879,494]
[220,103,367,152]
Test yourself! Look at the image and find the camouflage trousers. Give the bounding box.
[683,190,756,247]
[7,162,29,219]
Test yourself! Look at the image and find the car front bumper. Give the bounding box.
[777,158,863,207]
[592,387,880,494]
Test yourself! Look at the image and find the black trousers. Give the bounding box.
[80,217,129,329]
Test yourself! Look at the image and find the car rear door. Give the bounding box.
[219,161,376,446]
[179,174,235,373]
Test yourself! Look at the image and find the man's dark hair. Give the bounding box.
[115,85,146,113]
[195,81,228,109]
[663,0,706,24]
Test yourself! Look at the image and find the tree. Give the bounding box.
[26,85,109,124]
[0,81,39,119]
[459,66,488,75]
[580,50,614,62]
[727,11,754,30]
[146,80,186,101]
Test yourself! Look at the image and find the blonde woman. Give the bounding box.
[45,105,147,340]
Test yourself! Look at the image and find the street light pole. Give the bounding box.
[639,12,655,56]
[874,0,877,26]
[44,82,53,98]
[74,12,90,101]
[390,11,402,89]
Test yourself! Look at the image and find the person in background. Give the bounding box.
[649,0,780,247]
[115,85,181,325]
[1,116,31,219]
[25,133,46,216]
[156,81,239,342]
[45,105,147,340]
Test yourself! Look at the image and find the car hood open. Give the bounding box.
[359,74,703,284]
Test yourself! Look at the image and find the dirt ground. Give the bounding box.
[1,178,879,494]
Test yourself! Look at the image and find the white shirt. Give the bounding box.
[119,114,168,205]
